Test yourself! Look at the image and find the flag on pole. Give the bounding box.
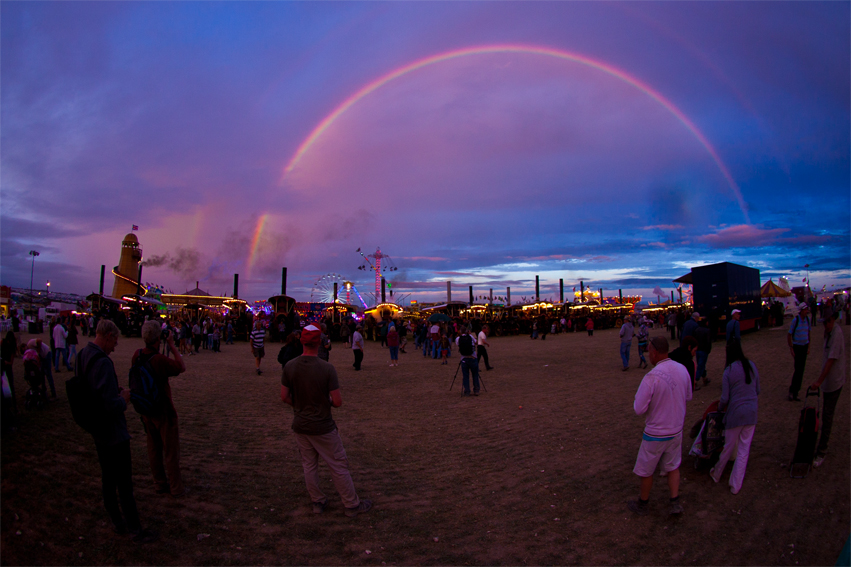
[132,225,139,231]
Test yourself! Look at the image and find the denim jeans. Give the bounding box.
[54,346,70,371]
[696,350,709,381]
[68,344,77,369]
[461,357,480,393]
[620,342,631,368]
[41,355,55,396]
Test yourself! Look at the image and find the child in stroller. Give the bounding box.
[688,400,726,469]
[22,348,48,410]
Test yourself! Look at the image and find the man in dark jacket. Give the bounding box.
[669,336,698,391]
[78,319,158,543]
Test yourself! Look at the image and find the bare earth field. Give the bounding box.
[2,321,848,566]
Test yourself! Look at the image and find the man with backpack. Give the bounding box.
[75,319,158,543]
[456,327,480,396]
[132,320,186,497]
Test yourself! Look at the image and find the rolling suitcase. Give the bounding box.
[790,387,819,478]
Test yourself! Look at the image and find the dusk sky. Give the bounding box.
[2,2,849,305]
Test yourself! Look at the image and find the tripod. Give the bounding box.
[449,358,487,393]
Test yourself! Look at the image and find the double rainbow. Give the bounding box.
[253,44,748,270]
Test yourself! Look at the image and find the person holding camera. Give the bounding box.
[456,327,480,396]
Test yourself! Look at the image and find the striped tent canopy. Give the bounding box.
[760,279,792,298]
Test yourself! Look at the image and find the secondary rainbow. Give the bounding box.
[281,43,748,223]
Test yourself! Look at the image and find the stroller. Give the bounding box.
[688,400,726,469]
[22,349,48,411]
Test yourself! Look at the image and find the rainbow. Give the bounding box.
[280,43,749,223]
[247,213,268,276]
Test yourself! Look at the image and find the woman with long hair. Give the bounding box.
[711,339,760,494]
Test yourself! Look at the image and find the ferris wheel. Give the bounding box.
[311,273,347,303]
[310,273,369,309]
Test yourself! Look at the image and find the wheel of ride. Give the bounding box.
[310,273,347,303]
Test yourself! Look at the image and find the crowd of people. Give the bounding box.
[0,292,847,540]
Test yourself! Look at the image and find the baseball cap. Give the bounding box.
[692,312,700,319]
[731,309,741,316]
[300,324,321,346]
[798,303,810,311]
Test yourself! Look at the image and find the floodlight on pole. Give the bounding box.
[29,250,40,316]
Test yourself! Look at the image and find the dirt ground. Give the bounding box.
[1,320,848,566]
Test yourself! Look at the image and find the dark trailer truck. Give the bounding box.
[677,262,762,336]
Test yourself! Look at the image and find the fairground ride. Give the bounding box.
[310,273,369,310]
[356,247,398,307]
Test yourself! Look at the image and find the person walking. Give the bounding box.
[628,336,692,517]
[351,324,364,371]
[619,316,635,371]
[786,303,811,401]
[281,325,372,517]
[726,309,742,344]
[250,320,267,375]
[710,339,760,494]
[134,320,187,497]
[76,319,158,543]
[809,311,845,468]
[477,325,494,371]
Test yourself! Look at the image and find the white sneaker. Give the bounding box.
[813,454,825,468]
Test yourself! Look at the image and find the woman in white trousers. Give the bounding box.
[711,339,760,494]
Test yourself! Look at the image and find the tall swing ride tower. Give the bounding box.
[357,247,397,306]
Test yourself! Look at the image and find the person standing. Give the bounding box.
[351,324,364,371]
[456,327,480,396]
[134,321,186,497]
[726,309,742,344]
[628,336,692,517]
[585,316,594,337]
[477,325,494,371]
[281,325,372,517]
[710,339,760,494]
[636,319,649,369]
[250,320,267,375]
[667,311,677,340]
[191,321,201,354]
[694,318,712,387]
[318,323,332,362]
[681,312,700,344]
[1,331,18,415]
[669,336,698,391]
[810,311,846,467]
[786,303,811,401]
[66,318,79,370]
[386,325,399,367]
[53,318,70,372]
[28,338,55,398]
[77,320,158,543]
[619,317,634,371]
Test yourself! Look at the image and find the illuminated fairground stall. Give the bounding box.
[364,302,404,322]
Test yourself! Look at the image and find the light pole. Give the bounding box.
[804,264,810,298]
[29,250,39,319]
